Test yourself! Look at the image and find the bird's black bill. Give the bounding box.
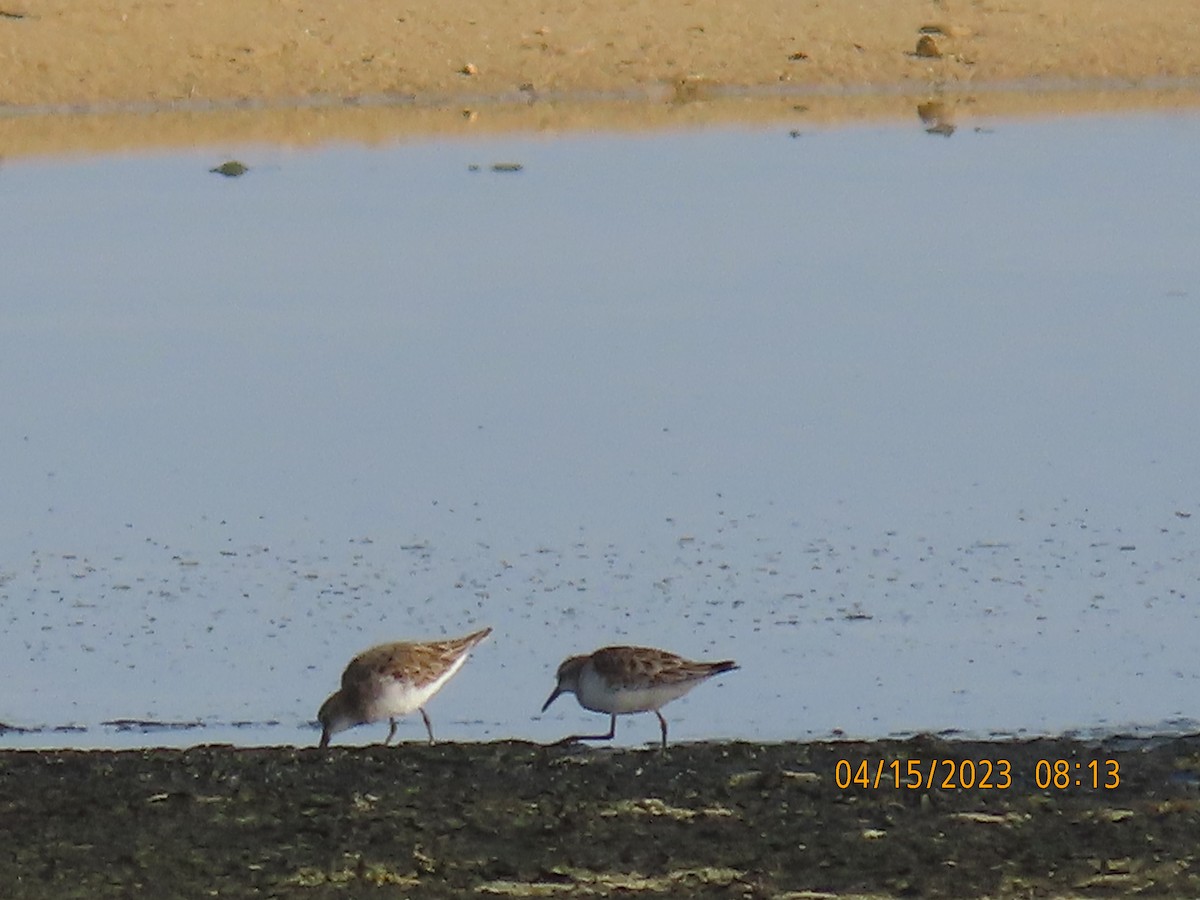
[540,687,562,713]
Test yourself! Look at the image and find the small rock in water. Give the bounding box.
[210,160,249,177]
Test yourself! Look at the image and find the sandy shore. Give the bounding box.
[3,735,1199,898]
[2,0,1199,157]
[7,0,1200,107]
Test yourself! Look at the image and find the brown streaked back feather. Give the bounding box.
[341,626,493,690]
[590,646,738,688]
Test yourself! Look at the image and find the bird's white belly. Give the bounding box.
[576,667,696,714]
[363,655,467,722]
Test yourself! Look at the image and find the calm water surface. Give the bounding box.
[2,111,1198,748]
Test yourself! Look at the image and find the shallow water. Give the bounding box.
[2,111,1198,748]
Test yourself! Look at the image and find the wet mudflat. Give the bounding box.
[3,734,1199,898]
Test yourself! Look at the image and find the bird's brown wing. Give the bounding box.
[341,628,492,690]
[590,646,731,688]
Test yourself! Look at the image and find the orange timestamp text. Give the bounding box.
[834,758,1120,791]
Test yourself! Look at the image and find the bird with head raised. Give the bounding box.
[541,644,737,748]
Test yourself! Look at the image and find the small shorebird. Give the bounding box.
[318,626,491,747]
[541,645,738,748]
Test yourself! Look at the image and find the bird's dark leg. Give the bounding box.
[549,713,617,747]
[420,708,435,745]
[656,711,669,749]
[385,718,398,745]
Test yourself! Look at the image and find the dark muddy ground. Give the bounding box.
[3,734,1199,898]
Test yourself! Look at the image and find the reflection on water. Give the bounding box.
[1,112,1199,748]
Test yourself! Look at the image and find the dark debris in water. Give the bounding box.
[209,160,249,177]
[101,719,204,732]
[468,162,524,173]
[2,735,1200,897]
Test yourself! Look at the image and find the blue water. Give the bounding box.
[2,111,1198,748]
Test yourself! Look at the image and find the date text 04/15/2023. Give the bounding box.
[835,758,1121,791]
